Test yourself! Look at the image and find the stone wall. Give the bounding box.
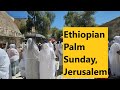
[100,17,120,40]
[0,11,25,48]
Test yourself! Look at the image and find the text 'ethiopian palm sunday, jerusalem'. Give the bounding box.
[63,27,108,79]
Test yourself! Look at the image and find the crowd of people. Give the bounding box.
[0,36,63,79]
[4,35,120,79]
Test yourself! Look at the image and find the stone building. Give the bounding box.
[14,18,27,30]
[100,16,120,40]
[0,11,24,48]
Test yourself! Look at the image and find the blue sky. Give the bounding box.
[7,11,120,29]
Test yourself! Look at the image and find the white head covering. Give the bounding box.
[113,36,120,44]
[39,43,51,62]
[42,43,50,53]
[109,42,120,76]
[9,44,16,49]
[48,41,54,50]
[27,38,33,50]
[27,38,39,50]
[26,38,40,59]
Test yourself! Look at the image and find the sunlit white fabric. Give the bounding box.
[0,48,10,79]
[38,43,51,79]
[7,44,19,62]
[113,36,120,44]
[9,44,16,49]
[109,36,120,76]
[49,41,54,50]
[38,43,56,79]
[26,38,40,79]
[19,44,27,77]
[49,42,57,79]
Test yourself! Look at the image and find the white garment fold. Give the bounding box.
[0,48,10,79]
[109,42,120,76]
[38,43,56,79]
[26,38,40,79]
[7,44,19,62]
[49,43,57,79]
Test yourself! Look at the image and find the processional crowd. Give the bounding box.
[0,37,63,79]
[2,35,120,79]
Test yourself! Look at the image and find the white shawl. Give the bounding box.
[0,48,10,79]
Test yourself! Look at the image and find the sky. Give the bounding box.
[7,11,120,29]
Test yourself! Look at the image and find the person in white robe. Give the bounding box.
[48,41,57,79]
[19,44,27,78]
[38,42,56,79]
[7,44,19,76]
[0,48,10,79]
[48,41,54,50]
[109,36,120,77]
[26,38,40,79]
